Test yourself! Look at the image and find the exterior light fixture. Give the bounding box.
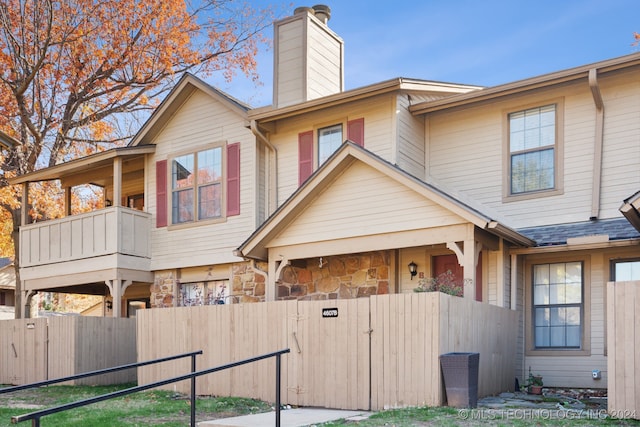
[408,261,418,280]
[106,300,113,310]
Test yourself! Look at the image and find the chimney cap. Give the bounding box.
[312,4,331,23]
[294,6,314,15]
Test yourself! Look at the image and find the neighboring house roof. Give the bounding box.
[237,141,534,260]
[517,218,640,247]
[0,260,15,291]
[8,145,155,185]
[0,129,18,149]
[620,190,640,232]
[409,52,640,115]
[129,72,251,147]
[249,77,483,123]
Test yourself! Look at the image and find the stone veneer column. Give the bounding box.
[150,271,176,308]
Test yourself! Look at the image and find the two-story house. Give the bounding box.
[9,5,640,389]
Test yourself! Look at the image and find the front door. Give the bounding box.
[433,253,482,301]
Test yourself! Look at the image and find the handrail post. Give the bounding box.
[32,416,40,427]
[275,353,282,427]
[190,352,197,427]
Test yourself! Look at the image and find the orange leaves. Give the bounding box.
[633,32,640,46]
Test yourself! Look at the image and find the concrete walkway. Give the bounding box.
[198,408,371,427]
[199,390,607,426]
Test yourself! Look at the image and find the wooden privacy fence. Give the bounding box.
[0,316,136,386]
[137,292,517,410]
[607,280,640,420]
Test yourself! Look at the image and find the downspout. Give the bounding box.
[250,120,278,216]
[588,68,604,220]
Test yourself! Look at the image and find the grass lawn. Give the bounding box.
[0,384,271,426]
[2,384,640,426]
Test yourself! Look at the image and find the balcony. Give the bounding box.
[19,206,152,291]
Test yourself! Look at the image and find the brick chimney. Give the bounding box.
[273,5,344,108]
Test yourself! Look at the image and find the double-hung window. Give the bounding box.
[533,261,582,349]
[508,104,557,195]
[318,124,343,165]
[171,146,222,224]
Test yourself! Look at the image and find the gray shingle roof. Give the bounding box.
[517,218,640,247]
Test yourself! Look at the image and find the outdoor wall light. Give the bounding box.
[106,300,113,310]
[408,261,418,280]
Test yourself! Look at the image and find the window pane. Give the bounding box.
[535,326,549,347]
[318,124,343,165]
[180,282,204,306]
[198,147,222,184]
[566,326,580,347]
[550,326,565,347]
[535,307,549,326]
[534,284,549,305]
[198,183,221,220]
[172,189,193,223]
[206,280,229,305]
[614,260,640,281]
[509,105,556,195]
[172,154,194,189]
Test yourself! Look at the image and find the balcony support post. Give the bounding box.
[105,279,132,318]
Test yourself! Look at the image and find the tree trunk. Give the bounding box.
[11,207,22,319]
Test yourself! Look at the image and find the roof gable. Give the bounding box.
[130,73,250,146]
[238,143,533,260]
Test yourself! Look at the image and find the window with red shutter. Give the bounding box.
[298,130,314,185]
[156,160,168,227]
[226,143,240,216]
[347,118,364,147]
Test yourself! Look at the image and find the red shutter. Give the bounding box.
[156,160,167,227]
[226,142,240,216]
[298,130,314,185]
[347,118,364,147]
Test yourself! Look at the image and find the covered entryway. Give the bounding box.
[236,143,533,306]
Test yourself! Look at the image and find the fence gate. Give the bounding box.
[0,318,48,385]
[287,298,371,410]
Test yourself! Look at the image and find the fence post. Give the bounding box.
[191,353,197,427]
[276,353,282,427]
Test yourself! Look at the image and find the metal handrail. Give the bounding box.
[0,350,203,394]
[10,348,291,427]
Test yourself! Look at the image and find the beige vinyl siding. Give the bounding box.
[396,93,426,178]
[275,19,304,107]
[269,161,466,248]
[599,69,640,218]
[427,71,640,228]
[149,90,256,270]
[272,95,396,205]
[306,19,342,99]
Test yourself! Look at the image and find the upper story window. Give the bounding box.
[318,124,343,165]
[298,118,365,186]
[611,259,640,281]
[171,146,222,224]
[533,261,582,349]
[509,104,556,195]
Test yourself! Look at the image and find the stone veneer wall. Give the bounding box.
[277,250,391,301]
[231,261,268,303]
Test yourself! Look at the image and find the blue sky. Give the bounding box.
[207,0,639,107]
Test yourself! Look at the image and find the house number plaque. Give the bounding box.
[322,308,338,318]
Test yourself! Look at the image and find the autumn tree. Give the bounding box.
[0,0,274,317]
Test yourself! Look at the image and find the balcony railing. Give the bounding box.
[20,206,151,268]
